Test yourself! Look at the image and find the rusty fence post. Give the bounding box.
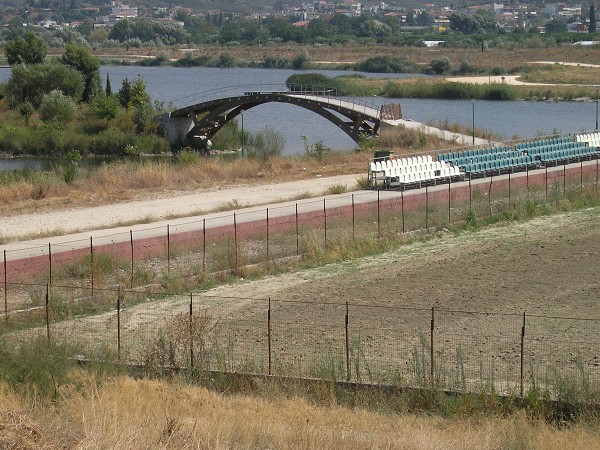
[48,243,52,286]
[266,208,270,268]
[190,293,194,371]
[90,237,94,295]
[268,297,272,376]
[4,250,7,321]
[563,163,566,195]
[345,302,350,382]
[117,286,121,362]
[234,213,238,270]
[545,166,548,203]
[45,283,50,342]
[580,160,583,191]
[203,218,206,274]
[377,190,381,238]
[430,307,435,391]
[526,164,529,196]
[488,176,493,216]
[425,185,429,229]
[129,230,134,288]
[351,194,355,239]
[323,199,327,247]
[596,159,599,190]
[167,224,170,275]
[508,172,512,207]
[295,203,299,256]
[468,176,472,210]
[520,312,525,399]
[401,189,405,233]
[448,179,451,225]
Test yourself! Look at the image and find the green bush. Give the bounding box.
[354,55,419,73]
[247,125,286,160]
[39,90,78,128]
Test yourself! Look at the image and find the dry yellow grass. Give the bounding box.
[0,126,452,217]
[1,377,599,449]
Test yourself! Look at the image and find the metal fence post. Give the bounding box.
[167,224,170,274]
[597,159,599,190]
[425,185,429,229]
[234,213,238,270]
[323,199,327,246]
[563,163,566,194]
[190,293,194,371]
[268,297,272,376]
[90,237,94,295]
[295,203,299,256]
[48,243,52,286]
[377,190,380,238]
[520,312,525,398]
[345,301,350,382]
[45,283,50,342]
[117,286,121,361]
[401,189,405,233]
[526,164,529,195]
[508,172,512,207]
[4,250,7,321]
[488,176,493,216]
[448,179,451,225]
[469,177,472,210]
[545,166,548,203]
[266,208,270,268]
[430,307,435,391]
[129,230,134,288]
[203,218,206,273]
[580,160,583,191]
[352,194,355,239]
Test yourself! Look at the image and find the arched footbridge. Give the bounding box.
[156,84,403,147]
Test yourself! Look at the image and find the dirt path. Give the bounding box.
[0,174,361,242]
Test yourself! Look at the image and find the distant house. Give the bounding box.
[293,20,310,28]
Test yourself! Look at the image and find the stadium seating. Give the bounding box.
[368,155,461,188]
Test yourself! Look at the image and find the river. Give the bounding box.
[0,65,598,162]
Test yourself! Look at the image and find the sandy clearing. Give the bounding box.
[0,174,361,242]
[446,75,552,86]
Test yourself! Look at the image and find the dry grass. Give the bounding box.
[0,125,457,217]
[519,64,600,86]
[87,45,600,68]
[1,377,599,449]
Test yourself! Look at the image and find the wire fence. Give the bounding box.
[1,160,600,396]
[4,283,599,398]
[2,159,600,318]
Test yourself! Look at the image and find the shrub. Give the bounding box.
[248,125,286,160]
[39,90,78,128]
[354,55,418,73]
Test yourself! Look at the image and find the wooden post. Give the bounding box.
[203,218,206,273]
[448,179,451,225]
[425,185,429,229]
[580,159,583,191]
[545,166,548,203]
[167,224,170,274]
[508,172,511,207]
[266,208,270,268]
[268,297,272,376]
[563,163,566,194]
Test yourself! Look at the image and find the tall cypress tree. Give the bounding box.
[590,4,597,33]
[105,73,112,96]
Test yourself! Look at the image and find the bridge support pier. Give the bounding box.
[155,113,196,143]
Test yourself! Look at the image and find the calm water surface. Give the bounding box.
[0,66,597,160]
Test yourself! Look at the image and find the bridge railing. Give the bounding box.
[170,84,383,118]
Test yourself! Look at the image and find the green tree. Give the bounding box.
[590,4,597,33]
[105,73,112,96]
[544,18,568,33]
[39,90,78,128]
[5,32,47,65]
[6,64,84,108]
[219,20,242,47]
[18,101,34,125]
[61,43,101,102]
[129,76,150,109]
[90,94,119,123]
[118,77,131,108]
